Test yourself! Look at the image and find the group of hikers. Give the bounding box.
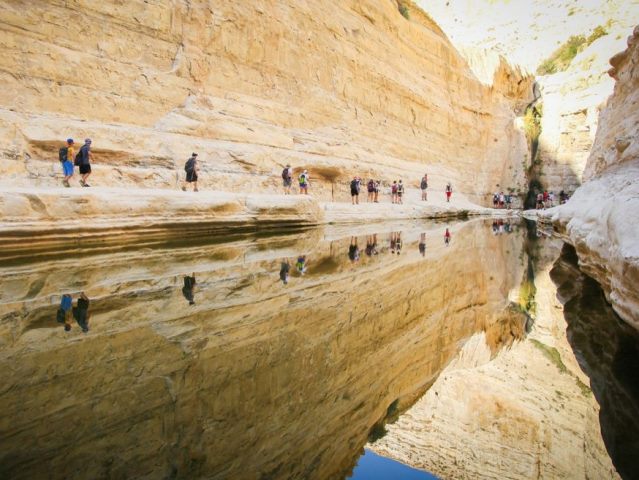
[57,138,94,187]
[57,141,570,212]
[278,228,453,284]
[56,292,90,332]
[535,190,556,209]
[492,192,514,209]
[283,167,455,205]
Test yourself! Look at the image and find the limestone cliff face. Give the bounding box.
[0,220,526,479]
[418,0,639,194]
[545,26,639,331]
[536,27,633,193]
[0,0,531,203]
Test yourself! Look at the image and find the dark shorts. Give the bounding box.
[283,178,292,187]
[351,189,359,196]
[79,163,91,175]
[186,171,198,182]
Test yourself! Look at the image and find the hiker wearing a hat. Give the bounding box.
[60,138,75,187]
[78,138,93,187]
[298,169,309,195]
[281,163,293,194]
[183,153,199,192]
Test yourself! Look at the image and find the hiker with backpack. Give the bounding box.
[76,138,93,187]
[420,174,428,201]
[397,180,405,204]
[374,180,381,202]
[299,170,309,194]
[367,179,375,202]
[183,153,199,192]
[350,176,361,205]
[59,138,75,187]
[445,183,453,202]
[391,181,398,204]
[281,164,293,194]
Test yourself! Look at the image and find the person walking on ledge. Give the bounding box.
[397,180,404,204]
[299,170,309,194]
[367,179,375,203]
[183,152,199,192]
[420,174,428,201]
[350,176,361,205]
[282,163,293,194]
[445,182,452,202]
[77,138,93,187]
[59,138,75,187]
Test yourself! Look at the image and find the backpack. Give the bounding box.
[184,157,195,173]
[281,167,289,180]
[58,147,68,163]
[350,179,358,190]
[367,180,374,191]
[391,184,398,193]
[74,149,82,166]
[421,178,428,189]
[398,183,404,193]
[299,174,307,185]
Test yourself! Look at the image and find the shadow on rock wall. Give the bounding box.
[550,243,639,480]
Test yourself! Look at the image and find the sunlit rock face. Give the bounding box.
[418,1,639,194]
[370,237,620,480]
[545,26,639,331]
[0,220,526,479]
[0,0,531,203]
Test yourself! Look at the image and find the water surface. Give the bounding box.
[0,218,634,479]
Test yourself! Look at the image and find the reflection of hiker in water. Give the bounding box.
[295,255,307,274]
[348,236,360,262]
[419,233,426,257]
[444,228,451,246]
[365,234,378,256]
[182,274,196,305]
[279,260,290,285]
[73,292,90,333]
[395,232,403,255]
[57,293,73,331]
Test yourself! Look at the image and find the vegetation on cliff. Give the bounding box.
[536,25,609,75]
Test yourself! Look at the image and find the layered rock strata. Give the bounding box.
[0,220,526,479]
[0,186,508,261]
[0,0,531,205]
[544,26,639,331]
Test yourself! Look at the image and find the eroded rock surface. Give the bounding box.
[544,26,639,331]
[0,0,531,205]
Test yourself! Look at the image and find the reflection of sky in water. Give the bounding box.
[350,450,438,479]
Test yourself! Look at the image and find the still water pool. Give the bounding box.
[0,218,636,479]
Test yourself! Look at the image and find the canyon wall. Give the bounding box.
[0,220,526,479]
[419,0,639,195]
[0,0,531,204]
[545,26,639,331]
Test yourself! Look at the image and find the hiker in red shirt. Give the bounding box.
[445,183,452,202]
[444,228,451,246]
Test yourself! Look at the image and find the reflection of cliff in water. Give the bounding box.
[551,244,639,480]
[0,220,527,480]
